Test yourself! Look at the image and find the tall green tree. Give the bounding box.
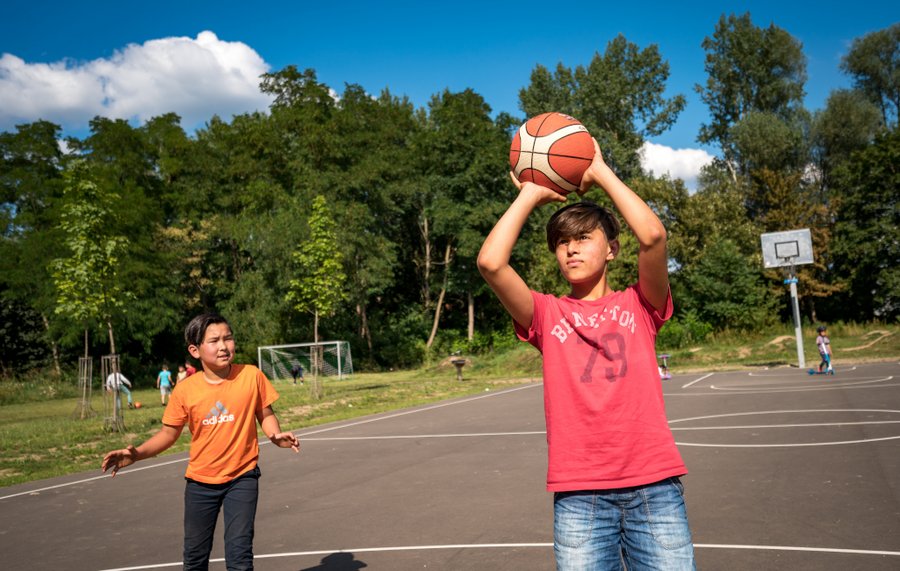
[50,160,131,355]
[286,195,347,347]
[830,130,900,320]
[696,12,807,176]
[840,22,900,129]
[520,34,685,178]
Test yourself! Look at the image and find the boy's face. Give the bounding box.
[188,323,235,372]
[554,228,618,286]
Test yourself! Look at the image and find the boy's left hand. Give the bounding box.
[579,138,608,195]
[269,432,300,453]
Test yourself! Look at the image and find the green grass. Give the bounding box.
[0,322,896,489]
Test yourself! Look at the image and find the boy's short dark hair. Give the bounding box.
[546,201,621,252]
[185,313,231,347]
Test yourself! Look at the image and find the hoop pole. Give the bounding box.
[785,266,806,369]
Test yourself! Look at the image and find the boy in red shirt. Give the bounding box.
[478,140,694,569]
[101,313,299,570]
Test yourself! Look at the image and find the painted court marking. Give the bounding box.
[671,408,900,447]
[96,542,900,571]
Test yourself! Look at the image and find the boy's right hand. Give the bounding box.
[101,445,137,477]
[509,172,568,205]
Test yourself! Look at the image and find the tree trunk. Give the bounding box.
[107,320,116,355]
[357,303,373,354]
[467,291,475,341]
[84,329,89,359]
[41,313,61,376]
[419,215,431,308]
[426,243,453,349]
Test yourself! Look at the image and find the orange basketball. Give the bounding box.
[134,401,142,409]
[510,112,594,195]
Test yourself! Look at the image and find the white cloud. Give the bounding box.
[0,31,274,133]
[640,141,715,191]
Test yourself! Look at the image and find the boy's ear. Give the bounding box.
[607,239,620,260]
[187,345,200,359]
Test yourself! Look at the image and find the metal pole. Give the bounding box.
[786,270,805,369]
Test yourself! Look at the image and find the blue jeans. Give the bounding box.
[553,477,695,570]
[183,466,260,571]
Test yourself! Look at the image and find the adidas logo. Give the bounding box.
[202,401,235,426]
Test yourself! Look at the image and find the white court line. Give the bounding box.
[303,431,546,441]
[682,373,713,389]
[671,419,900,431]
[96,542,900,570]
[0,383,542,502]
[710,375,893,392]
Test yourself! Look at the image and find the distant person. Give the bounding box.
[156,364,173,405]
[175,365,188,385]
[477,140,694,569]
[101,313,299,570]
[816,325,834,374]
[291,363,305,385]
[106,370,134,410]
[185,360,197,376]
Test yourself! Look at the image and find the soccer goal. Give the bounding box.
[257,341,353,382]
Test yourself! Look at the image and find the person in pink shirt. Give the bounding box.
[478,139,694,570]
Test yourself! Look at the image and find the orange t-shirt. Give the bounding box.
[163,364,279,484]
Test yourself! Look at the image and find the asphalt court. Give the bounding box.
[2,361,900,570]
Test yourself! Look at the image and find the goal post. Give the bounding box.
[257,341,353,382]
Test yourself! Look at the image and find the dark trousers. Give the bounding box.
[183,466,260,571]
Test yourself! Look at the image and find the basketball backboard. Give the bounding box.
[760,229,814,269]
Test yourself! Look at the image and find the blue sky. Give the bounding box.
[1,1,897,186]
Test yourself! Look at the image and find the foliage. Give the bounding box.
[840,22,900,129]
[696,12,806,171]
[520,34,685,178]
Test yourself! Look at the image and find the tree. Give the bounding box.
[696,13,807,176]
[50,160,131,356]
[678,239,777,331]
[520,34,685,178]
[286,195,347,394]
[840,23,900,129]
[830,130,900,320]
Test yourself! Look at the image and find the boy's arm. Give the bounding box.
[101,424,183,477]
[581,140,669,312]
[257,406,300,452]
[477,176,565,329]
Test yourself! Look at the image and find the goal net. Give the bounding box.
[257,341,353,382]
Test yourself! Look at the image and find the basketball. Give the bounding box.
[510,112,595,195]
[134,401,142,409]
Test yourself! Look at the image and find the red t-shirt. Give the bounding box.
[515,285,686,491]
[163,364,279,484]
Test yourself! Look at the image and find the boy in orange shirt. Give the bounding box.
[101,313,299,570]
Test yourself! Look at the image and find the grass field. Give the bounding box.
[0,322,896,489]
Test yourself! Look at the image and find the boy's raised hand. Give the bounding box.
[508,172,568,205]
[101,445,137,477]
[579,138,609,195]
[269,431,300,453]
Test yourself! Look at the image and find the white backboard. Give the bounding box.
[760,229,814,268]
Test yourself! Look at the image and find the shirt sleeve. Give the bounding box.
[514,291,544,351]
[256,368,280,411]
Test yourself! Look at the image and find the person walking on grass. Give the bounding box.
[157,364,173,406]
[477,139,695,570]
[102,313,299,570]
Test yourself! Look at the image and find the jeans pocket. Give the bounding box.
[644,479,692,550]
[553,491,595,549]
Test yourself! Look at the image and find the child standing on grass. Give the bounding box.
[101,313,300,570]
[157,364,173,406]
[477,139,694,570]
